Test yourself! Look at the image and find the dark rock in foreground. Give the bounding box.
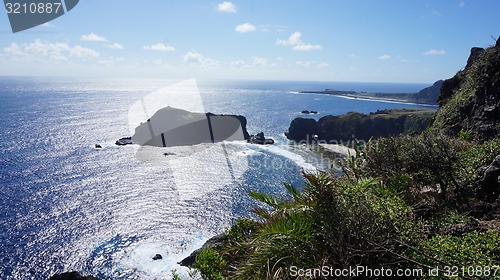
[477,154,500,201]
[50,272,100,280]
[286,108,436,143]
[179,234,225,267]
[248,132,275,145]
[115,137,132,146]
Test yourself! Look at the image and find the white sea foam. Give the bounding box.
[118,235,207,280]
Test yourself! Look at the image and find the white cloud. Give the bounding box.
[277,32,303,46]
[276,32,322,51]
[183,51,218,67]
[235,23,256,33]
[106,43,124,50]
[3,39,99,62]
[296,61,313,68]
[459,1,465,8]
[143,43,175,51]
[230,60,246,68]
[296,61,330,68]
[98,56,125,66]
[293,44,322,51]
[378,54,391,60]
[423,49,446,55]
[252,56,267,66]
[217,2,236,12]
[4,43,22,55]
[70,45,100,58]
[80,33,107,42]
[317,62,330,68]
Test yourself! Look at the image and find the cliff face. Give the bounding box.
[286,108,435,143]
[433,38,500,141]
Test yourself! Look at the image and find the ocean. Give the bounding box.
[0,77,434,279]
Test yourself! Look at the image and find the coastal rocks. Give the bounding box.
[248,132,275,145]
[476,154,500,201]
[152,253,163,260]
[49,272,100,280]
[116,107,278,147]
[285,118,319,143]
[114,107,253,147]
[301,110,318,114]
[286,108,435,143]
[115,137,132,146]
[178,234,225,267]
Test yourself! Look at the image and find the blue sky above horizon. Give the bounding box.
[0,0,499,83]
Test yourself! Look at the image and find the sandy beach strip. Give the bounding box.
[317,143,356,157]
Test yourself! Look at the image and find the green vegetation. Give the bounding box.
[187,131,500,279]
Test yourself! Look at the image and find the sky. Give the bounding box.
[0,0,499,83]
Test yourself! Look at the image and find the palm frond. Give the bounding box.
[248,191,283,209]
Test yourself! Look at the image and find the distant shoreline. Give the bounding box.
[299,89,439,106]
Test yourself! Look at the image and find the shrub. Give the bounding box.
[414,231,500,279]
[229,172,420,279]
[364,132,471,200]
[191,248,227,280]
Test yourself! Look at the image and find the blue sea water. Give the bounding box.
[0,77,433,279]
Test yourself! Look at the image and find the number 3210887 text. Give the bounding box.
[5,2,62,14]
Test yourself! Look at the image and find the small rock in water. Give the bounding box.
[115,137,133,146]
[247,132,274,145]
[152,254,163,260]
[94,144,102,149]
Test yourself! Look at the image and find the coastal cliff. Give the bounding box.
[432,38,500,142]
[286,108,435,143]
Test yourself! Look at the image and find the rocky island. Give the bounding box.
[116,106,274,147]
[286,108,436,143]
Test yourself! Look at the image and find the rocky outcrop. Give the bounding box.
[286,118,319,143]
[286,108,435,143]
[477,154,500,201]
[115,107,253,147]
[132,107,250,147]
[115,137,132,146]
[301,110,318,114]
[248,132,275,145]
[433,37,500,141]
[178,234,225,267]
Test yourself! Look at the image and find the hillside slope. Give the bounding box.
[433,38,500,141]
